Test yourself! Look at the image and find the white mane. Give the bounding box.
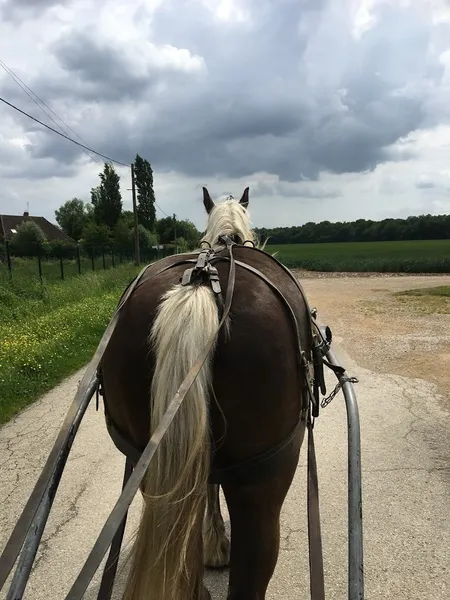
[201,197,257,249]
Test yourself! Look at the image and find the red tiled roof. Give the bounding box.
[0,214,75,243]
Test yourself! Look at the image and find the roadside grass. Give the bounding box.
[393,285,450,315]
[267,240,450,272]
[396,286,450,297]
[0,256,115,285]
[0,265,141,424]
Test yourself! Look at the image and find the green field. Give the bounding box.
[0,264,142,424]
[267,240,450,273]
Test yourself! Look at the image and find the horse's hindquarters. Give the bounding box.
[209,266,307,473]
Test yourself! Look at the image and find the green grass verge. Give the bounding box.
[0,255,131,284]
[267,240,450,272]
[396,286,450,297]
[0,264,142,424]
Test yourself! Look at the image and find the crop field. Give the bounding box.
[0,264,142,423]
[267,240,450,273]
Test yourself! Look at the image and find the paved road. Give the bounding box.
[1,316,450,599]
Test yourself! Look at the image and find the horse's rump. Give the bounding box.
[100,245,312,474]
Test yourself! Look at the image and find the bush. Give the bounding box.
[130,225,159,251]
[10,221,47,256]
[80,222,112,252]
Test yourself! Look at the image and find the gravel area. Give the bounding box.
[299,272,450,402]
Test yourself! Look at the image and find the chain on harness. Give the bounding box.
[309,307,359,415]
[320,376,359,408]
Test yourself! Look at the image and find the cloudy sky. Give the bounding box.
[1,0,450,230]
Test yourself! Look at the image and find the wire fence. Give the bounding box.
[0,241,175,284]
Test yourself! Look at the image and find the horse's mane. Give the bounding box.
[201,196,259,249]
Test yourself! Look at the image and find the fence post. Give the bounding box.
[102,247,106,270]
[77,244,81,275]
[91,247,95,271]
[59,246,64,280]
[6,240,12,280]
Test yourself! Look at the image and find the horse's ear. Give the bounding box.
[239,187,249,209]
[202,187,215,214]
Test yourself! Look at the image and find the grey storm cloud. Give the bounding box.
[1,0,68,21]
[4,0,450,183]
[54,33,152,97]
[43,29,203,104]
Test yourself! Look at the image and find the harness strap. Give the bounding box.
[103,406,307,486]
[225,257,315,411]
[307,414,325,600]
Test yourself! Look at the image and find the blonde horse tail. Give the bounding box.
[123,283,219,600]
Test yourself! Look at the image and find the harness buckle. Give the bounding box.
[209,266,222,295]
[181,267,195,286]
[196,251,209,269]
[180,250,222,296]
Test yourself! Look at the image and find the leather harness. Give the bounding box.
[95,236,341,600]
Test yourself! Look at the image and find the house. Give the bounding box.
[0,212,75,244]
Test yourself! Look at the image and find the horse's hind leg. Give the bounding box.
[222,456,299,600]
[203,484,231,569]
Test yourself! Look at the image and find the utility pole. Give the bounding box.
[131,164,140,266]
[173,213,177,254]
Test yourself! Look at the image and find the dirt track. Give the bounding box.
[1,273,450,599]
[298,272,450,402]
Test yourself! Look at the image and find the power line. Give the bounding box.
[0,59,101,165]
[126,193,170,218]
[1,88,173,216]
[155,201,170,217]
[0,95,129,167]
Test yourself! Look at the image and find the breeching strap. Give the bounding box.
[308,416,326,600]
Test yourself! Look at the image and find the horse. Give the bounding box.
[99,187,315,599]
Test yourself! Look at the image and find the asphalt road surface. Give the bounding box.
[1,309,450,599]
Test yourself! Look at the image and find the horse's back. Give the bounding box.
[101,246,311,466]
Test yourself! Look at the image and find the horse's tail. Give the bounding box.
[123,283,219,600]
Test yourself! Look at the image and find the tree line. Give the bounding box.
[5,154,202,258]
[55,154,201,254]
[4,158,449,259]
[256,214,450,245]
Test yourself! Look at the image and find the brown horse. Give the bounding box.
[99,188,315,599]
